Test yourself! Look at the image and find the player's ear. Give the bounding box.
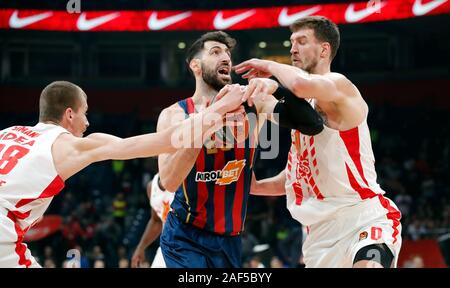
[64,107,73,120]
[189,58,201,75]
[320,42,331,59]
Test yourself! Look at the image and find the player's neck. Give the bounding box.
[311,63,331,75]
[192,82,218,107]
[42,120,61,127]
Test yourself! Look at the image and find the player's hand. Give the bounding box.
[131,248,146,268]
[244,78,279,107]
[234,58,273,79]
[215,84,246,112]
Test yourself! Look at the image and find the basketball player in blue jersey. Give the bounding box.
[158,31,324,268]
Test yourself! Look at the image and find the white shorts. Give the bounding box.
[302,195,402,268]
[0,209,41,268]
[151,246,166,268]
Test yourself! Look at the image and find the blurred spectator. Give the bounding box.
[44,259,56,268]
[249,256,265,268]
[112,193,127,228]
[270,256,285,268]
[93,259,106,268]
[402,255,425,268]
[118,258,130,268]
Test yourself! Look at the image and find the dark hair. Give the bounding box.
[290,16,340,61]
[185,31,236,67]
[39,81,85,122]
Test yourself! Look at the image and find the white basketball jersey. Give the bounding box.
[285,107,385,226]
[0,123,69,231]
[150,174,174,223]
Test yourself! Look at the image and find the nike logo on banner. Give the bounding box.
[77,12,120,31]
[213,10,255,29]
[345,2,387,23]
[148,11,192,30]
[9,10,53,28]
[412,0,448,16]
[278,6,321,26]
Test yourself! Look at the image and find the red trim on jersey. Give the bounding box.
[377,194,401,244]
[186,97,195,114]
[192,149,208,228]
[308,177,324,200]
[7,211,32,268]
[339,127,369,186]
[232,148,245,233]
[15,175,65,208]
[345,164,377,199]
[311,147,316,157]
[213,150,226,234]
[292,182,303,205]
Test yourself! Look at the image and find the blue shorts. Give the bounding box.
[160,212,242,268]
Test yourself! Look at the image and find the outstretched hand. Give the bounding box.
[234,58,273,79]
[214,84,249,112]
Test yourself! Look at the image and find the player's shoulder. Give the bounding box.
[159,102,185,118]
[157,101,187,130]
[326,72,352,85]
[326,72,359,97]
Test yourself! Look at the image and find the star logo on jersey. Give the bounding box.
[359,231,368,241]
[216,160,246,185]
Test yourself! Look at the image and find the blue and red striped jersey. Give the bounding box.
[170,97,257,236]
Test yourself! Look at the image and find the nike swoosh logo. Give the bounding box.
[77,12,120,31]
[213,10,255,29]
[278,6,321,26]
[412,0,448,16]
[148,11,192,30]
[9,10,53,28]
[345,2,387,23]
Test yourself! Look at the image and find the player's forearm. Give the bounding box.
[159,148,201,192]
[250,170,286,196]
[99,102,229,161]
[86,133,122,142]
[136,219,162,251]
[268,62,311,99]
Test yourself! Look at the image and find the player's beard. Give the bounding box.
[303,59,318,73]
[201,63,231,91]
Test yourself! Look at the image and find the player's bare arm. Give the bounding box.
[158,84,246,192]
[53,85,246,180]
[235,59,343,102]
[250,170,286,196]
[235,58,367,130]
[157,104,202,192]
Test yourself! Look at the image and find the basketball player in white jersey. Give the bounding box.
[0,81,248,268]
[131,174,174,268]
[237,16,402,268]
